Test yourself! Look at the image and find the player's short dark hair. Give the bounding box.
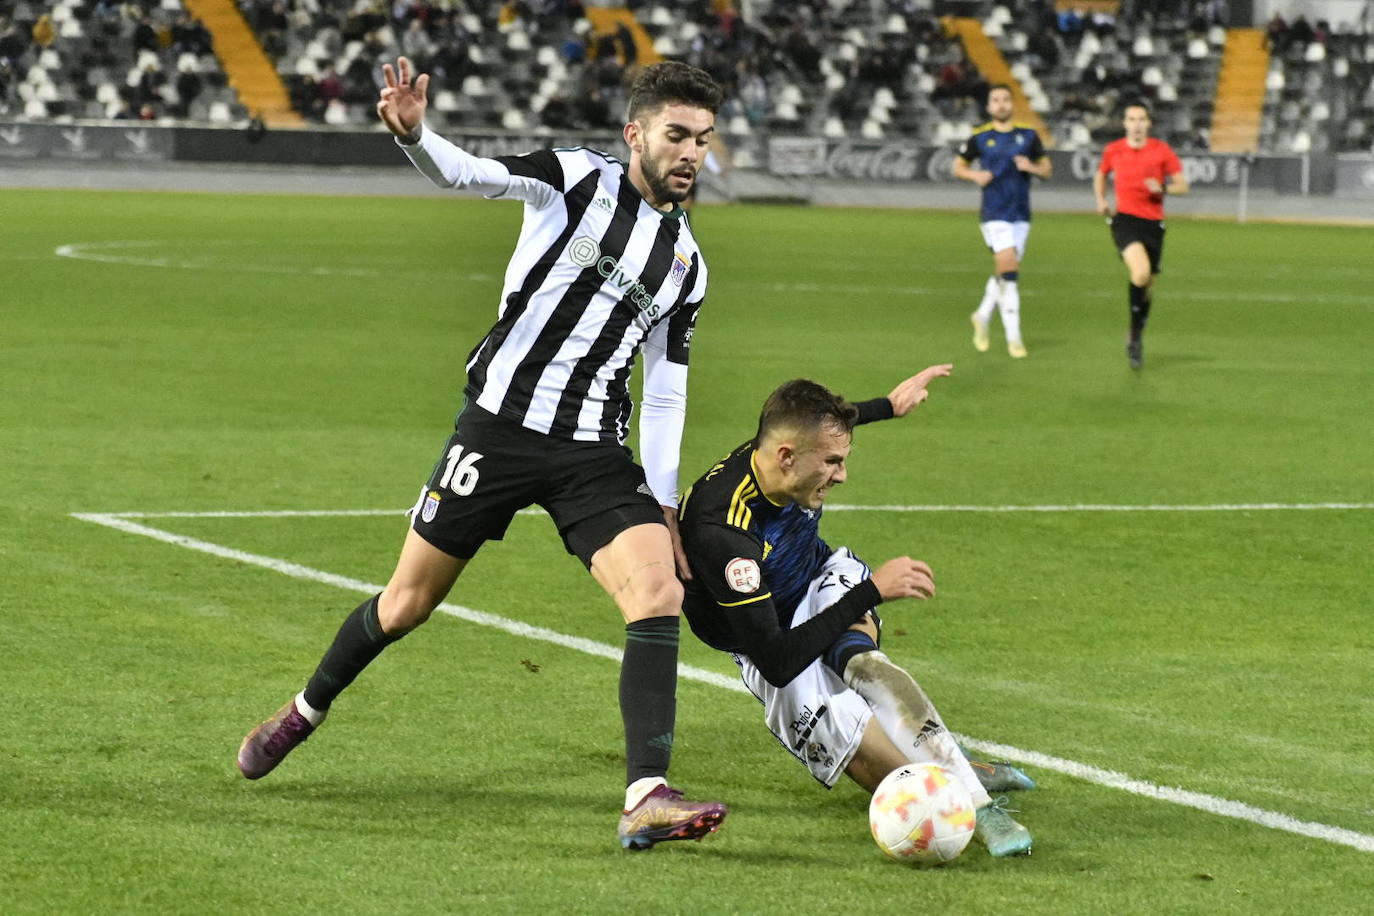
[756,379,859,445]
[1121,98,1152,118]
[987,83,1014,98]
[626,61,723,121]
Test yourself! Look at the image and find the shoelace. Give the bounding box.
[984,795,1020,815]
[263,710,312,757]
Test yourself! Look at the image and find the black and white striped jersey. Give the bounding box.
[405,131,707,446]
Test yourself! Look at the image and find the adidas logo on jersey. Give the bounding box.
[593,195,615,212]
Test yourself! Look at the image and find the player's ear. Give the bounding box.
[624,120,642,154]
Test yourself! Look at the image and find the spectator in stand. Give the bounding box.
[133,15,158,54]
[1265,12,1289,52]
[1287,15,1315,48]
[615,22,637,66]
[175,66,203,117]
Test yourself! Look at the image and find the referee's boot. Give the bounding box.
[618,784,727,850]
[1126,334,1143,370]
[975,797,1033,857]
[237,698,321,779]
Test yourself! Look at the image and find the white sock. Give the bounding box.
[975,275,999,322]
[843,652,991,808]
[998,280,1022,343]
[294,690,327,727]
[624,776,668,811]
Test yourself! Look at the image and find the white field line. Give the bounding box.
[91,501,1374,520]
[70,510,1374,855]
[52,242,1373,303]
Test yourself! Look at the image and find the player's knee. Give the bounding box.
[377,586,439,634]
[1129,265,1152,287]
[628,567,683,619]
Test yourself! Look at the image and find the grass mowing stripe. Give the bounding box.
[70,510,1374,855]
[69,512,743,694]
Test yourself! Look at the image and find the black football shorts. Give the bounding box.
[1111,213,1166,274]
[409,403,665,565]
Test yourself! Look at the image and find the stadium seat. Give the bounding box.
[860,118,885,139]
[1304,42,1326,62]
[823,115,845,138]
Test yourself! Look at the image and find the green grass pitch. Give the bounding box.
[3,186,1372,914]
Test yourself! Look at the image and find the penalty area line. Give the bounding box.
[70,511,1374,855]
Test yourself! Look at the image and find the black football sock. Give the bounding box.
[621,616,679,785]
[302,594,403,711]
[1129,283,1151,339]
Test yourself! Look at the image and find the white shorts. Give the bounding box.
[734,549,876,788]
[980,220,1031,258]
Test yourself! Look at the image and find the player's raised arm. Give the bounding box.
[377,56,428,143]
[886,363,953,417]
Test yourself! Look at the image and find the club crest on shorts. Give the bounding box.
[420,489,441,523]
[669,251,690,286]
[724,557,761,593]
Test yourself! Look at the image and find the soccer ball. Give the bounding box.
[869,763,976,865]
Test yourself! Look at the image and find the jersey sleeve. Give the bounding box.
[957,134,979,162]
[1098,142,1116,175]
[1161,142,1183,176]
[1027,131,1047,161]
[853,397,894,425]
[686,522,883,687]
[638,330,689,507]
[398,125,513,195]
[484,148,566,209]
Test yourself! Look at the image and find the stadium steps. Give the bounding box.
[182,0,304,127]
[583,7,662,65]
[943,17,1052,146]
[1209,28,1268,152]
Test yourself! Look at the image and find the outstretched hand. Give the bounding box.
[377,56,429,141]
[869,557,935,602]
[887,363,953,417]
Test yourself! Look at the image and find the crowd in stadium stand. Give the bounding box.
[2,0,1373,154]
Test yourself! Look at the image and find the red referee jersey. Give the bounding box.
[1099,137,1182,221]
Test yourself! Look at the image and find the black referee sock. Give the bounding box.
[621,616,680,784]
[302,594,403,711]
[1129,283,1151,338]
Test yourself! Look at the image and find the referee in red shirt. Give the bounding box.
[1093,102,1189,369]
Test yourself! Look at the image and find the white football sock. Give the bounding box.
[294,690,327,727]
[998,280,1022,343]
[843,652,991,808]
[625,776,668,811]
[975,275,999,322]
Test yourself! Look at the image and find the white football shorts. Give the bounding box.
[734,548,876,788]
[980,220,1031,258]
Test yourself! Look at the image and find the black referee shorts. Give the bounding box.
[1111,213,1166,274]
[410,404,665,565]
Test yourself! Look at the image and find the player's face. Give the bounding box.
[1123,106,1152,145]
[627,103,715,207]
[787,425,851,510]
[986,88,1014,123]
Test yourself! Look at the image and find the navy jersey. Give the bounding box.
[957,124,1045,222]
[678,441,834,653]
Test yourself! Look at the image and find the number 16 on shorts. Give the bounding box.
[439,444,483,496]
